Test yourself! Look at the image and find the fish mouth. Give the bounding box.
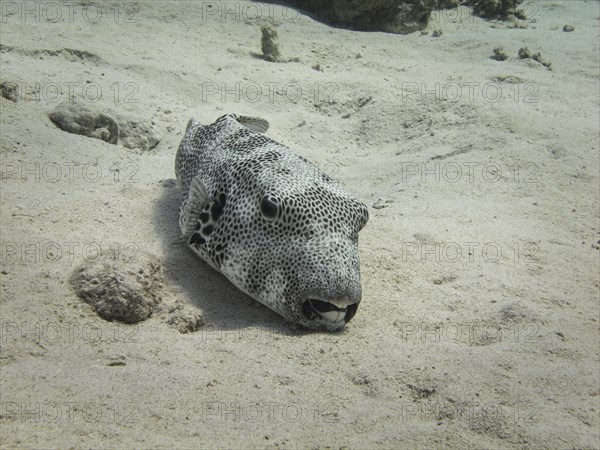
[302,298,359,325]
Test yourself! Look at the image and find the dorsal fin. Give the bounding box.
[185,117,200,133]
[235,115,270,133]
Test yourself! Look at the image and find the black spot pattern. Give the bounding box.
[210,202,223,221]
[188,189,228,269]
[175,113,369,331]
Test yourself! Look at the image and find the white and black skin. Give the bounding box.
[175,114,369,331]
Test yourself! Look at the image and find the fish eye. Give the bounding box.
[260,195,280,220]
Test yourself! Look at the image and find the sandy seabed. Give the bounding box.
[1,1,599,448]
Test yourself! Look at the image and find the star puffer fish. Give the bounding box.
[175,113,369,331]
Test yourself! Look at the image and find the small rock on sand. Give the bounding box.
[166,311,205,334]
[518,47,532,59]
[492,47,509,61]
[1,81,19,102]
[49,99,161,151]
[261,25,283,62]
[69,252,164,323]
[48,99,119,144]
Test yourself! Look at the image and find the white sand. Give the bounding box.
[1,1,599,448]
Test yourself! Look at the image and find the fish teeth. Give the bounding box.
[318,310,345,322]
[325,298,355,309]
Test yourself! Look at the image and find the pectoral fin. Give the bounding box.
[179,176,212,239]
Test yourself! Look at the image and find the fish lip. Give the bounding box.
[302,298,360,325]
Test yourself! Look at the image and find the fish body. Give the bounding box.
[175,113,368,331]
